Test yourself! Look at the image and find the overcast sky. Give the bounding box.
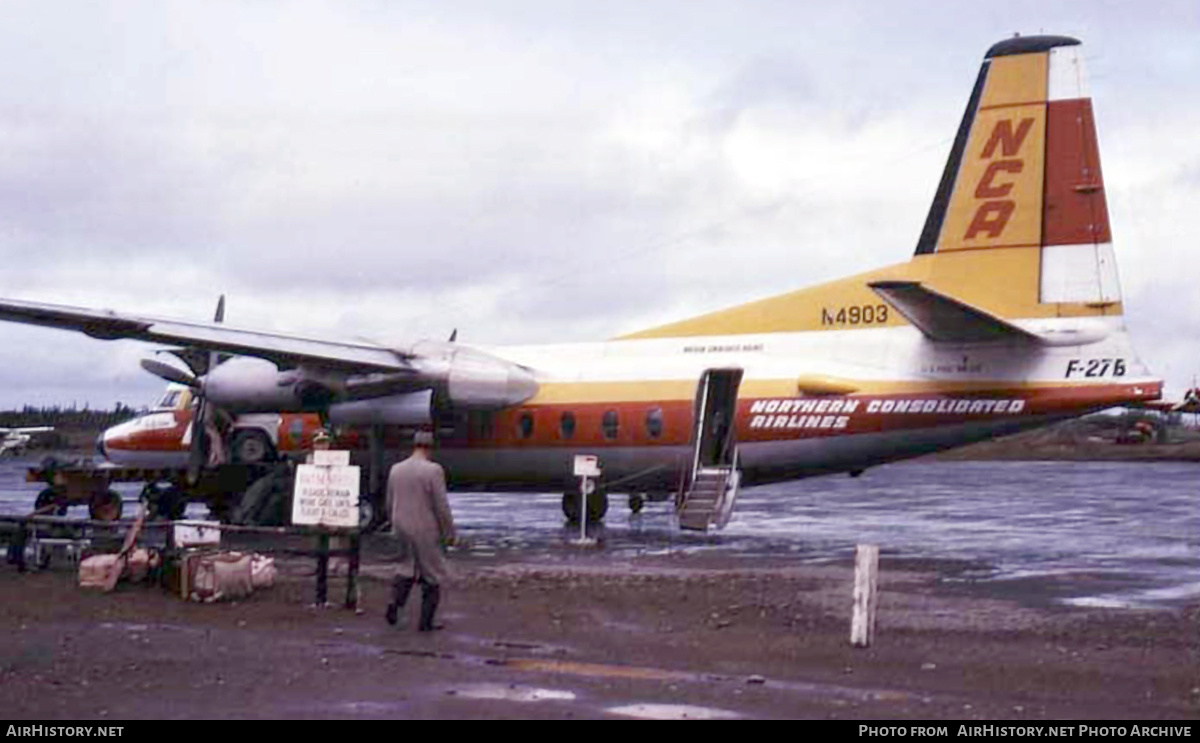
[0,0,1197,409]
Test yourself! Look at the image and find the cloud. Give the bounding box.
[0,2,1197,407]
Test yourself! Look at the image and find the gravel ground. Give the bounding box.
[1,540,1197,720]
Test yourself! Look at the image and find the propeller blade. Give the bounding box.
[187,400,208,485]
[212,295,230,367]
[140,358,199,387]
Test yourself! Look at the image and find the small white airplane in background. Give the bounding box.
[0,35,1167,530]
[0,426,54,457]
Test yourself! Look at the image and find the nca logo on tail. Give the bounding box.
[967,118,1036,240]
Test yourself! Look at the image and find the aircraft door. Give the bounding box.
[691,368,743,472]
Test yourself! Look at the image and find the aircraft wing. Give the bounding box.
[0,297,410,373]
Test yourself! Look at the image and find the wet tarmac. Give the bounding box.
[3,456,1199,720]
[2,457,1197,610]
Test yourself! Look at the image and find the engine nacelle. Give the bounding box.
[201,343,538,414]
[328,390,433,427]
[399,340,539,410]
[443,346,539,409]
[205,357,341,412]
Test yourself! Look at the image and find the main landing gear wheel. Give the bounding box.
[231,430,275,465]
[233,467,291,526]
[588,490,608,521]
[561,490,609,523]
[89,489,124,522]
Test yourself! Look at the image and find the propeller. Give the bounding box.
[139,358,199,388]
[187,296,226,484]
[137,296,227,484]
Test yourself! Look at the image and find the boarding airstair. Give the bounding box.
[677,458,741,532]
[677,368,743,532]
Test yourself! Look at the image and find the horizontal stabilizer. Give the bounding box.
[868,281,1041,344]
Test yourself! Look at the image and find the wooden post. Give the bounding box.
[12,521,28,573]
[315,533,330,605]
[344,534,360,610]
[851,543,879,648]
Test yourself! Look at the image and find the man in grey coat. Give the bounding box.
[384,431,455,632]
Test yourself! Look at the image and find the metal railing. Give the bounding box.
[0,513,362,608]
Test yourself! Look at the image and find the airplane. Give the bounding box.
[97,383,330,469]
[0,426,54,457]
[1141,387,1200,415]
[0,35,1165,530]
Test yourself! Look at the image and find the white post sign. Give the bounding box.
[573,455,600,477]
[292,454,360,528]
[572,455,601,545]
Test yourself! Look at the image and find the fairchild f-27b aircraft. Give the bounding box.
[0,427,54,457]
[0,35,1163,530]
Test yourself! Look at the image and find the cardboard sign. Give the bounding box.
[292,463,361,528]
[573,455,601,477]
[312,450,351,467]
[174,520,221,547]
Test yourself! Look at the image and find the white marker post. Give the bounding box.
[851,544,880,648]
[572,455,601,546]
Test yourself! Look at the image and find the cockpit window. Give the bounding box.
[157,390,181,410]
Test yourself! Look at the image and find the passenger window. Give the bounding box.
[645,407,663,439]
[289,417,304,445]
[517,412,534,439]
[560,411,576,439]
[601,410,619,440]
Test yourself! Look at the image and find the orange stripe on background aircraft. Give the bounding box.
[0,35,1164,530]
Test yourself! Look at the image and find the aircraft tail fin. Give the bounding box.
[915,35,1121,311]
[620,35,1126,341]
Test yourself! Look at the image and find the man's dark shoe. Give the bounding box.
[418,583,441,632]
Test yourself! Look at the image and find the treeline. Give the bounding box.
[0,403,139,430]
[1,405,140,452]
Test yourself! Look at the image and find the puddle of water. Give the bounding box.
[338,701,410,715]
[1063,596,1142,610]
[607,703,740,720]
[450,684,577,703]
[441,462,1200,610]
[1064,581,1200,610]
[98,623,150,632]
[500,657,699,682]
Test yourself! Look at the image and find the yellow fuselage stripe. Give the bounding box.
[528,379,1114,405]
